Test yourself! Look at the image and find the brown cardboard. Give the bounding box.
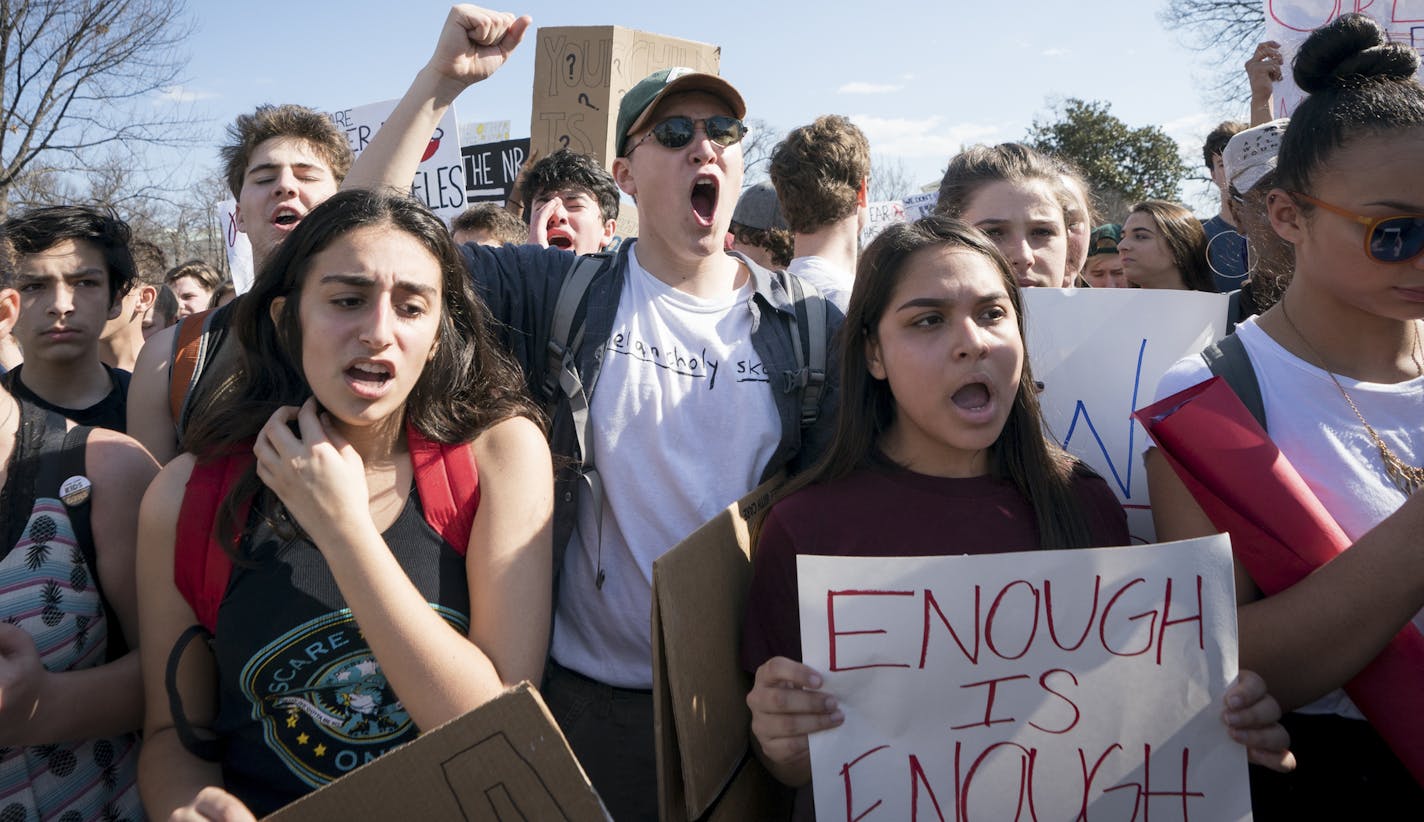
[530,26,721,168]
[264,683,608,822]
[651,477,793,821]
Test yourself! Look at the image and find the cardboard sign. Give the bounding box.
[799,536,1250,822]
[1023,288,1229,543]
[329,98,465,223]
[218,197,255,295]
[1264,1,1424,117]
[530,26,721,168]
[462,138,532,205]
[651,478,793,821]
[264,683,608,821]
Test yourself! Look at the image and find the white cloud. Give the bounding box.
[850,114,1002,159]
[837,81,903,95]
[1042,47,1069,57]
[155,85,217,104]
[1160,111,1219,145]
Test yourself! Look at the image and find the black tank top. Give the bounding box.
[211,486,470,816]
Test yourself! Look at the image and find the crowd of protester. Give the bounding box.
[0,6,1419,821]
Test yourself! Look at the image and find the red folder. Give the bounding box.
[1135,376,1424,786]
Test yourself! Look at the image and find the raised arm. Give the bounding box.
[342,5,531,193]
[1147,447,1424,711]
[1245,40,1283,126]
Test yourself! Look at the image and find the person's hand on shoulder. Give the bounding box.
[253,398,372,549]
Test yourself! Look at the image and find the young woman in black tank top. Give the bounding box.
[135,190,553,819]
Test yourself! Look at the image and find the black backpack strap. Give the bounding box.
[540,251,614,588]
[165,624,225,762]
[783,272,828,428]
[1201,333,1267,431]
[32,415,129,661]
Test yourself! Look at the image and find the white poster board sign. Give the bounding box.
[218,197,255,295]
[328,99,465,223]
[859,200,906,247]
[1024,289,1228,543]
[460,119,512,144]
[901,190,940,221]
[799,536,1250,821]
[1264,1,1424,117]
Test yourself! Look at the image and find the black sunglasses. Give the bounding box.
[626,116,747,154]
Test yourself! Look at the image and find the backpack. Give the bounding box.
[537,252,828,587]
[1201,332,1267,431]
[173,422,481,634]
[168,306,234,437]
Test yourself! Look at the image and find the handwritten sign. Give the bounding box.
[1024,288,1229,543]
[901,191,940,221]
[859,200,906,247]
[461,138,531,205]
[328,98,465,223]
[460,119,511,144]
[799,536,1249,822]
[530,26,721,167]
[217,197,254,295]
[1264,1,1424,117]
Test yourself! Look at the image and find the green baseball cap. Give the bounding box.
[1087,223,1122,257]
[616,67,746,157]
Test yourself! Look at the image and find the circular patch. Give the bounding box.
[60,475,91,507]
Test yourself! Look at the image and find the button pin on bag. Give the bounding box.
[60,475,92,507]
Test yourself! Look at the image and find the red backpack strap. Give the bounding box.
[408,423,480,556]
[169,309,213,425]
[175,450,254,633]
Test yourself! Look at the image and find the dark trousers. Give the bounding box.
[544,661,658,822]
[1250,712,1422,820]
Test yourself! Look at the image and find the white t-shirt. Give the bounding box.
[787,255,852,314]
[1155,316,1423,719]
[551,247,781,688]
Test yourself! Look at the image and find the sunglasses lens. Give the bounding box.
[1370,217,1424,262]
[652,117,695,149]
[705,116,747,146]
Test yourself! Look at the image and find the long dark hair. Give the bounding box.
[765,215,1096,549]
[185,188,541,553]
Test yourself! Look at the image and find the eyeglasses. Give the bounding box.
[1291,191,1424,264]
[625,116,747,155]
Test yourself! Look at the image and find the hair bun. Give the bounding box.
[1293,13,1420,93]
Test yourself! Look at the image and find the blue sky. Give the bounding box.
[162,1,1251,214]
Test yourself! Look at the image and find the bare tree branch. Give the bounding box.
[0,0,204,219]
[1159,0,1265,107]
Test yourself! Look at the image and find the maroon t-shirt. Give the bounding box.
[740,462,1128,819]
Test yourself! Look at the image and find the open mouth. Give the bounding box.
[345,362,392,386]
[951,381,992,412]
[691,178,718,226]
[272,207,302,228]
[547,229,574,250]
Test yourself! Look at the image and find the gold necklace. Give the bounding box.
[1279,299,1424,496]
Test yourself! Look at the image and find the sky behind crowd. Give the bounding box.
[164,0,1251,214]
